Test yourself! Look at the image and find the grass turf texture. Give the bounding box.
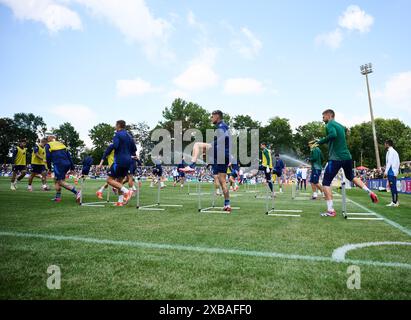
[0,177,410,300]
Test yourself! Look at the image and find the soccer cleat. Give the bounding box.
[369,192,379,204]
[28,186,33,192]
[393,202,400,207]
[386,202,395,207]
[230,186,234,191]
[114,202,124,207]
[320,210,336,217]
[234,186,239,192]
[10,183,16,191]
[51,198,62,202]
[122,190,133,205]
[311,196,318,200]
[76,191,82,204]
[42,185,50,191]
[223,206,232,213]
[96,191,103,200]
[179,166,196,173]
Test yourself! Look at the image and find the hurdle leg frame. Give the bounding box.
[80,178,114,207]
[198,180,240,213]
[137,178,183,211]
[264,183,302,217]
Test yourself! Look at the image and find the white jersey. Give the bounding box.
[385,147,400,177]
[301,168,308,180]
[172,168,179,177]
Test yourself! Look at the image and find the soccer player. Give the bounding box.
[96,147,115,199]
[180,110,232,212]
[45,135,81,203]
[152,157,166,189]
[81,154,93,179]
[274,154,285,193]
[96,120,136,206]
[308,141,324,200]
[176,156,186,188]
[28,138,49,192]
[10,139,27,190]
[314,109,378,217]
[228,162,239,192]
[384,139,400,207]
[258,143,274,196]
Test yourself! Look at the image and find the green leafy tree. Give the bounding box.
[294,121,327,159]
[0,118,17,163]
[89,123,115,164]
[260,117,294,154]
[52,122,85,163]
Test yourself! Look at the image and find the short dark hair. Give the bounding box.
[212,110,223,118]
[385,139,394,147]
[322,109,335,117]
[116,120,126,129]
[260,142,267,146]
[275,153,280,157]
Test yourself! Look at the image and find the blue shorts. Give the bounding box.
[212,164,228,175]
[179,171,185,178]
[109,163,129,179]
[31,164,46,174]
[129,162,137,175]
[310,169,322,184]
[54,163,71,181]
[153,168,163,177]
[322,160,353,187]
[274,169,283,177]
[82,166,91,175]
[13,165,26,172]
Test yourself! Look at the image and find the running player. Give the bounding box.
[180,110,232,212]
[313,109,378,217]
[27,138,49,191]
[96,146,115,199]
[10,139,27,190]
[176,156,186,188]
[258,142,274,196]
[81,154,93,179]
[45,135,81,203]
[308,141,324,200]
[96,120,136,206]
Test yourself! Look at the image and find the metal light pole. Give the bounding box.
[360,63,381,169]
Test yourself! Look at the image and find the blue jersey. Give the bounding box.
[274,159,285,171]
[82,156,93,168]
[103,130,136,167]
[212,121,230,163]
[45,142,74,170]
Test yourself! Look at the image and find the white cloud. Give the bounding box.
[230,27,262,59]
[315,28,343,49]
[116,78,160,97]
[167,90,190,101]
[375,71,411,113]
[73,0,172,60]
[338,5,374,33]
[224,78,266,95]
[335,111,369,127]
[173,47,219,91]
[49,104,98,147]
[0,0,82,32]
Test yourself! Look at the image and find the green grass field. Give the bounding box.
[0,177,410,300]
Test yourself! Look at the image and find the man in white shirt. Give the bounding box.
[384,139,400,207]
[300,167,308,191]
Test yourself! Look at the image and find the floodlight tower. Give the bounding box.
[360,63,381,169]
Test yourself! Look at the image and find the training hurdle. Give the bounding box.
[260,184,302,217]
[136,180,183,211]
[187,178,209,196]
[79,178,116,207]
[197,181,240,214]
[340,173,384,221]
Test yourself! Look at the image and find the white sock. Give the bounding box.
[161,182,165,187]
[313,192,317,198]
[120,186,128,194]
[118,195,124,202]
[99,186,105,192]
[132,185,136,191]
[327,200,334,212]
[362,186,371,194]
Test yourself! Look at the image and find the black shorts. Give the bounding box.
[322,160,353,187]
[82,166,91,175]
[13,165,26,172]
[109,163,129,179]
[31,164,46,174]
[310,169,322,184]
[212,164,228,175]
[259,165,272,181]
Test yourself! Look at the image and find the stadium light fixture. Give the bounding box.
[360,63,381,169]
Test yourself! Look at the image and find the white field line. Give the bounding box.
[347,198,411,237]
[332,242,411,261]
[0,231,410,270]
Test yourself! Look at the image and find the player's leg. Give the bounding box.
[27,172,35,191]
[217,169,231,212]
[388,175,399,206]
[180,142,211,172]
[106,165,132,205]
[40,166,49,191]
[213,171,221,196]
[344,160,378,203]
[56,165,81,203]
[321,161,341,217]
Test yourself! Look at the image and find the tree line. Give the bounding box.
[1,98,410,168]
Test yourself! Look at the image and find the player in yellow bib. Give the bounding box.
[27,138,50,192]
[96,147,115,199]
[10,139,27,191]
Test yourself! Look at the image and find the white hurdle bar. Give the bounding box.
[197,180,240,213]
[136,179,183,211]
[264,183,302,216]
[80,178,116,207]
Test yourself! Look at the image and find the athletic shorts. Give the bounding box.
[179,171,185,178]
[212,164,228,175]
[310,169,322,184]
[31,164,46,174]
[274,169,282,177]
[153,168,163,177]
[129,162,137,175]
[322,160,353,187]
[259,165,272,182]
[109,163,129,179]
[13,165,26,172]
[82,166,91,176]
[54,163,71,181]
[230,171,238,179]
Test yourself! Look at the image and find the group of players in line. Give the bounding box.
[11,107,404,215]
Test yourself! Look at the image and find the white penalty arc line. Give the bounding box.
[0,231,410,270]
[332,242,411,261]
[347,198,411,237]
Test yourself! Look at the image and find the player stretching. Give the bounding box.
[28,138,49,191]
[313,109,378,217]
[180,110,232,212]
[10,139,27,190]
[97,120,136,206]
[308,141,324,200]
[45,135,81,203]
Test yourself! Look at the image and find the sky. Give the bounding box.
[1,0,411,147]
